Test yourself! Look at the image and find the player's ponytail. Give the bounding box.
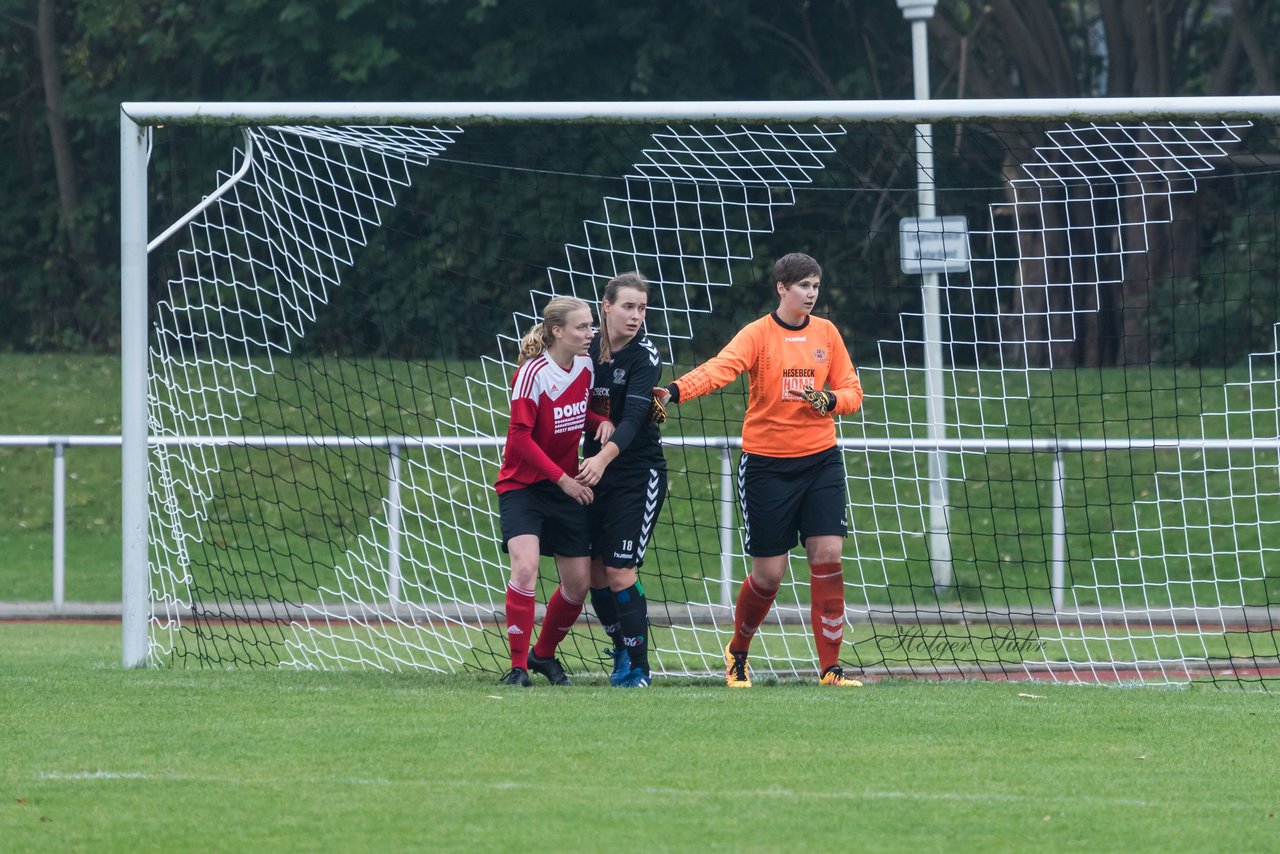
[517,324,552,365]
[517,296,591,365]
[597,271,649,363]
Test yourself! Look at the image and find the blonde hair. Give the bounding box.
[597,272,649,363]
[517,296,591,365]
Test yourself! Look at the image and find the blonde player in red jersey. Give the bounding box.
[654,253,864,687]
[495,296,613,687]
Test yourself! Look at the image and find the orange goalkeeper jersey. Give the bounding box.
[673,312,863,458]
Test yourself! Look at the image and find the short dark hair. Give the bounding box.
[772,253,822,288]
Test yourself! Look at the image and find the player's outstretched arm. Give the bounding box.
[662,324,761,407]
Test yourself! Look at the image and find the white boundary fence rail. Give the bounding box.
[6,433,1280,617]
[0,434,123,613]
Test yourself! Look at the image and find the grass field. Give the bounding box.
[3,623,1278,852]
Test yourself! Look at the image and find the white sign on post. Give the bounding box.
[900,216,970,275]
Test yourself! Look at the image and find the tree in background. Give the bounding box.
[0,0,1275,364]
[930,1,1279,366]
[0,0,903,353]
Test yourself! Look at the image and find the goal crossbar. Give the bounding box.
[121,96,1280,126]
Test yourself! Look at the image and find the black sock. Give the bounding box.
[590,587,621,649]
[615,582,649,675]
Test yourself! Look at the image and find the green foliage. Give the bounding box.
[4,2,1280,360]
[0,0,908,352]
[6,1,1276,360]
[1148,170,1280,366]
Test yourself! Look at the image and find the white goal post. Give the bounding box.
[121,97,1280,687]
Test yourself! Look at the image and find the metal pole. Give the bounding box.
[899,0,952,592]
[387,441,403,605]
[52,441,65,612]
[1050,451,1067,612]
[120,112,151,668]
[120,96,1280,127]
[719,446,735,608]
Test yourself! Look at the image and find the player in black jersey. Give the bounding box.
[575,272,667,688]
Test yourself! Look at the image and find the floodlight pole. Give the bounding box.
[120,111,150,668]
[898,0,952,592]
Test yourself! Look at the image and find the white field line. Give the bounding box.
[36,771,1272,812]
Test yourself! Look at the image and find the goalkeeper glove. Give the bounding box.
[799,385,837,416]
[650,391,668,424]
[650,383,678,423]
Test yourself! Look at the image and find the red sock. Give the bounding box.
[810,563,845,672]
[730,575,777,654]
[505,582,537,670]
[532,586,584,659]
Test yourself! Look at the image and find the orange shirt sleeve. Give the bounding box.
[824,322,863,416]
[673,314,862,457]
[672,321,762,403]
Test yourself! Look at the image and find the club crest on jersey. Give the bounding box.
[613,367,627,384]
[813,348,828,364]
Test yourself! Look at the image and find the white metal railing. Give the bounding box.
[1,434,123,611]
[5,432,1280,613]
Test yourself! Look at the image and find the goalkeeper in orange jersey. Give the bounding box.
[653,253,864,688]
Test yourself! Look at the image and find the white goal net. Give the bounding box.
[122,100,1280,687]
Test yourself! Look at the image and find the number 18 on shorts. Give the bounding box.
[591,466,667,568]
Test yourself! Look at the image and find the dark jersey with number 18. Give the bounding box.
[584,332,666,474]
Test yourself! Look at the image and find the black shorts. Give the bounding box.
[739,446,848,557]
[498,481,592,557]
[590,465,667,569]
